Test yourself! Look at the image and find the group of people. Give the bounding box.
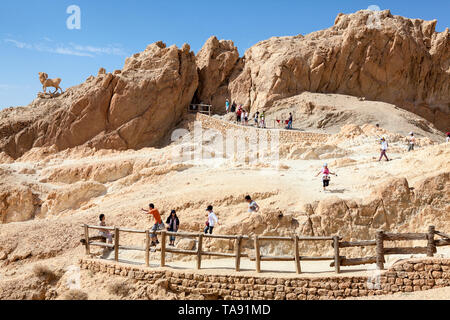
[96,127,449,246]
[97,195,261,248]
[226,99,266,128]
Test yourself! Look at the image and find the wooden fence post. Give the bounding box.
[145,230,150,267]
[293,235,301,274]
[427,225,436,257]
[84,224,90,255]
[197,234,203,270]
[254,236,261,273]
[114,227,119,262]
[235,236,243,272]
[161,231,166,267]
[333,236,340,274]
[376,230,384,270]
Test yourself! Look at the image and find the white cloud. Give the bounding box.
[4,37,127,58]
[5,39,32,49]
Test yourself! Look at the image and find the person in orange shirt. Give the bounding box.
[141,203,164,246]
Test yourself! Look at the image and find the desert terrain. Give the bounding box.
[0,9,449,300]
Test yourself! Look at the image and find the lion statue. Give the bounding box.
[38,72,63,94]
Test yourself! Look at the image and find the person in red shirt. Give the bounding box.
[141,203,164,246]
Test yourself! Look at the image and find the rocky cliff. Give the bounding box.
[0,10,448,159]
[217,10,449,131]
[0,42,198,159]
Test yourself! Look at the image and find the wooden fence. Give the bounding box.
[188,104,212,116]
[81,225,450,274]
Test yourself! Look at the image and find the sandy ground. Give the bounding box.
[0,93,449,300]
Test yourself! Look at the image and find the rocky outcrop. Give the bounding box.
[0,186,39,223]
[41,181,107,217]
[0,42,198,159]
[224,10,449,131]
[195,36,240,113]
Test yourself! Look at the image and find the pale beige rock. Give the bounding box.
[41,181,107,216]
[225,10,450,132]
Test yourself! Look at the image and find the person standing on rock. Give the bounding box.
[378,137,390,161]
[141,203,164,246]
[98,214,113,244]
[204,205,218,234]
[225,99,230,113]
[231,101,236,113]
[315,163,337,192]
[245,195,260,213]
[254,111,260,127]
[260,111,266,128]
[166,210,180,246]
[408,132,416,152]
[241,107,245,124]
[236,106,242,124]
[286,113,293,130]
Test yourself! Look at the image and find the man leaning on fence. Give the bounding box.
[141,203,165,246]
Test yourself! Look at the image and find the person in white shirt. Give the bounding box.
[245,195,260,213]
[204,205,218,234]
[379,137,390,161]
[446,132,450,143]
[408,132,416,152]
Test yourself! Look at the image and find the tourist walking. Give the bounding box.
[446,132,450,143]
[240,107,245,124]
[245,195,260,213]
[379,137,390,161]
[231,101,236,113]
[236,106,242,123]
[315,163,337,192]
[225,99,230,113]
[244,111,249,125]
[98,214,113,244]
[408,132,416,152]
[286,113,293,129]
[166,210,180,246]
[141,203,165,246]
[204,205,218,234]
[254,111,260,127]
[260,111,266,128]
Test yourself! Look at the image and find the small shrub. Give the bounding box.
[107,281,133,297]
[62,289,88,300]
[33,265,58,282]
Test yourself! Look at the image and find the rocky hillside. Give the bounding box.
[0,42,198,159]
[0,9,448,159]
[220,10,449,132]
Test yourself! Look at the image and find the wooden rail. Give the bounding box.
[188,104,212,116]
[81,225,449,274]
[330,226,446,270]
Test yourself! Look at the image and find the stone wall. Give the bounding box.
[79,257,450,300]
[194,113,330,144]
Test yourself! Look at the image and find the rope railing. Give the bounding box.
[81,225,450,274]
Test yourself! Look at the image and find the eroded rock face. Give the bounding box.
[225,10,449,131]
[0,42,198,159]
[0,186,37,223]
[41,181,107,217]
[195,36,240,113]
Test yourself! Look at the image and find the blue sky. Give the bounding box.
[0,0,449,109]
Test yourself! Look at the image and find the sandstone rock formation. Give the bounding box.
[0,42,198,159]
[195,36,240,113]
[223,10,449,131]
